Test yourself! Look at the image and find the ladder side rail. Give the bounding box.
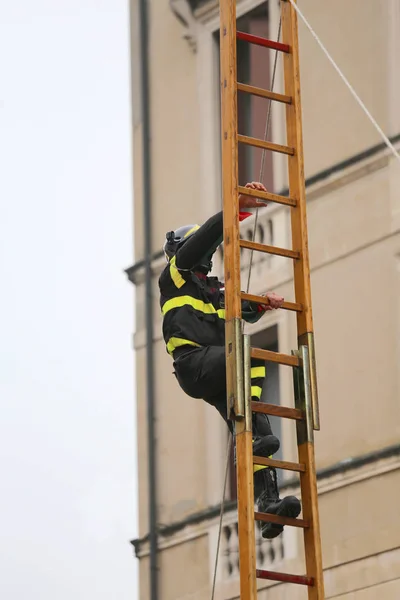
[219,1,257,598]
[282,1,324,597]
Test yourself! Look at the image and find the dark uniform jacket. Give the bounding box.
[159,211,264,357]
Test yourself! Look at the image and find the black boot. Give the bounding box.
[255,467,301,539]
[234,435,280,467]
[252,413,280,458]
[234,413,280,466]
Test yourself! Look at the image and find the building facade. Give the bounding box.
[129,1,400,598]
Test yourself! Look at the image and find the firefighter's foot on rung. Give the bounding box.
[260,496,301,539]
[234,435,280,467]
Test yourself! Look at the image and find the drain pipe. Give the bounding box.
[138,0,158,598]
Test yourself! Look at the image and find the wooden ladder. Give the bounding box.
[219,0,325,598]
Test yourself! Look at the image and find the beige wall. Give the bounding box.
[159,536,210,600]
[299,0,390,176]
[307,163,400,466]
[131,0,203,261]
[131,0,400,597]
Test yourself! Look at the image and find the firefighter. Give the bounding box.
[159,182,301,538]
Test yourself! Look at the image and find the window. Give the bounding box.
[215,2,274,194]
[237,3,273,188]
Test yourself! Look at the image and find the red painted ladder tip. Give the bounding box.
[237,30,290,53]
[256,569,314,586]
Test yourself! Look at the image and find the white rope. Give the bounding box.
[287,0,400,164]
[210,433,232,600]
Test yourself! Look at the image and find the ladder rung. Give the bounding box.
[250,347,300,367]
[241,292,302,313]
[238,134,294,156]
[237,82,292,105]
[237,30,290,54]
[240,239,300,259]
[252,401,303,421]
[253,456,305,472]
[256,569,314,586]
[255,511,309,529]
[237,185,296,207]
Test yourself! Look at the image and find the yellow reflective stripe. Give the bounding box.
[166,337,201,355]
[162,295,225,319]
[251,366,266,379]
[169,256,185,289]
[183,225,200,238]
[253,455,272,473]
[254,464,268,473]
[251,385,262,399]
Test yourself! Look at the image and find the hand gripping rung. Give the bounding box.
[237,82,292,104]
[256,569,314,586]
[241,292,302,313]
[255,511,309,529]
[240,238,299,259]
[238,134,294,156]
[253,455,305,472]
[236,30,290,53]
[252,400,303,421]
[237,185,296,207]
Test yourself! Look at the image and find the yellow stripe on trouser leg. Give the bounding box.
[251,366,266,378]
[251,369,266,469]
[254,463,268,473]
[251,386,262,399]
[166,337,201,355]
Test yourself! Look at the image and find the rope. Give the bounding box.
[210,432,232,600]
[244,18,282,298]
[287,0,400,164]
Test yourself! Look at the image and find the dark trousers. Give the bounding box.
[173,345,269,434]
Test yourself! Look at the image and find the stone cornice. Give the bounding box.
[131,443,400,558]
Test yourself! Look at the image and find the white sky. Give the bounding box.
[0,1,138,598]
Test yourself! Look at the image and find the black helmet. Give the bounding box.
[163,224,213,274]
[163,224,200,260]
